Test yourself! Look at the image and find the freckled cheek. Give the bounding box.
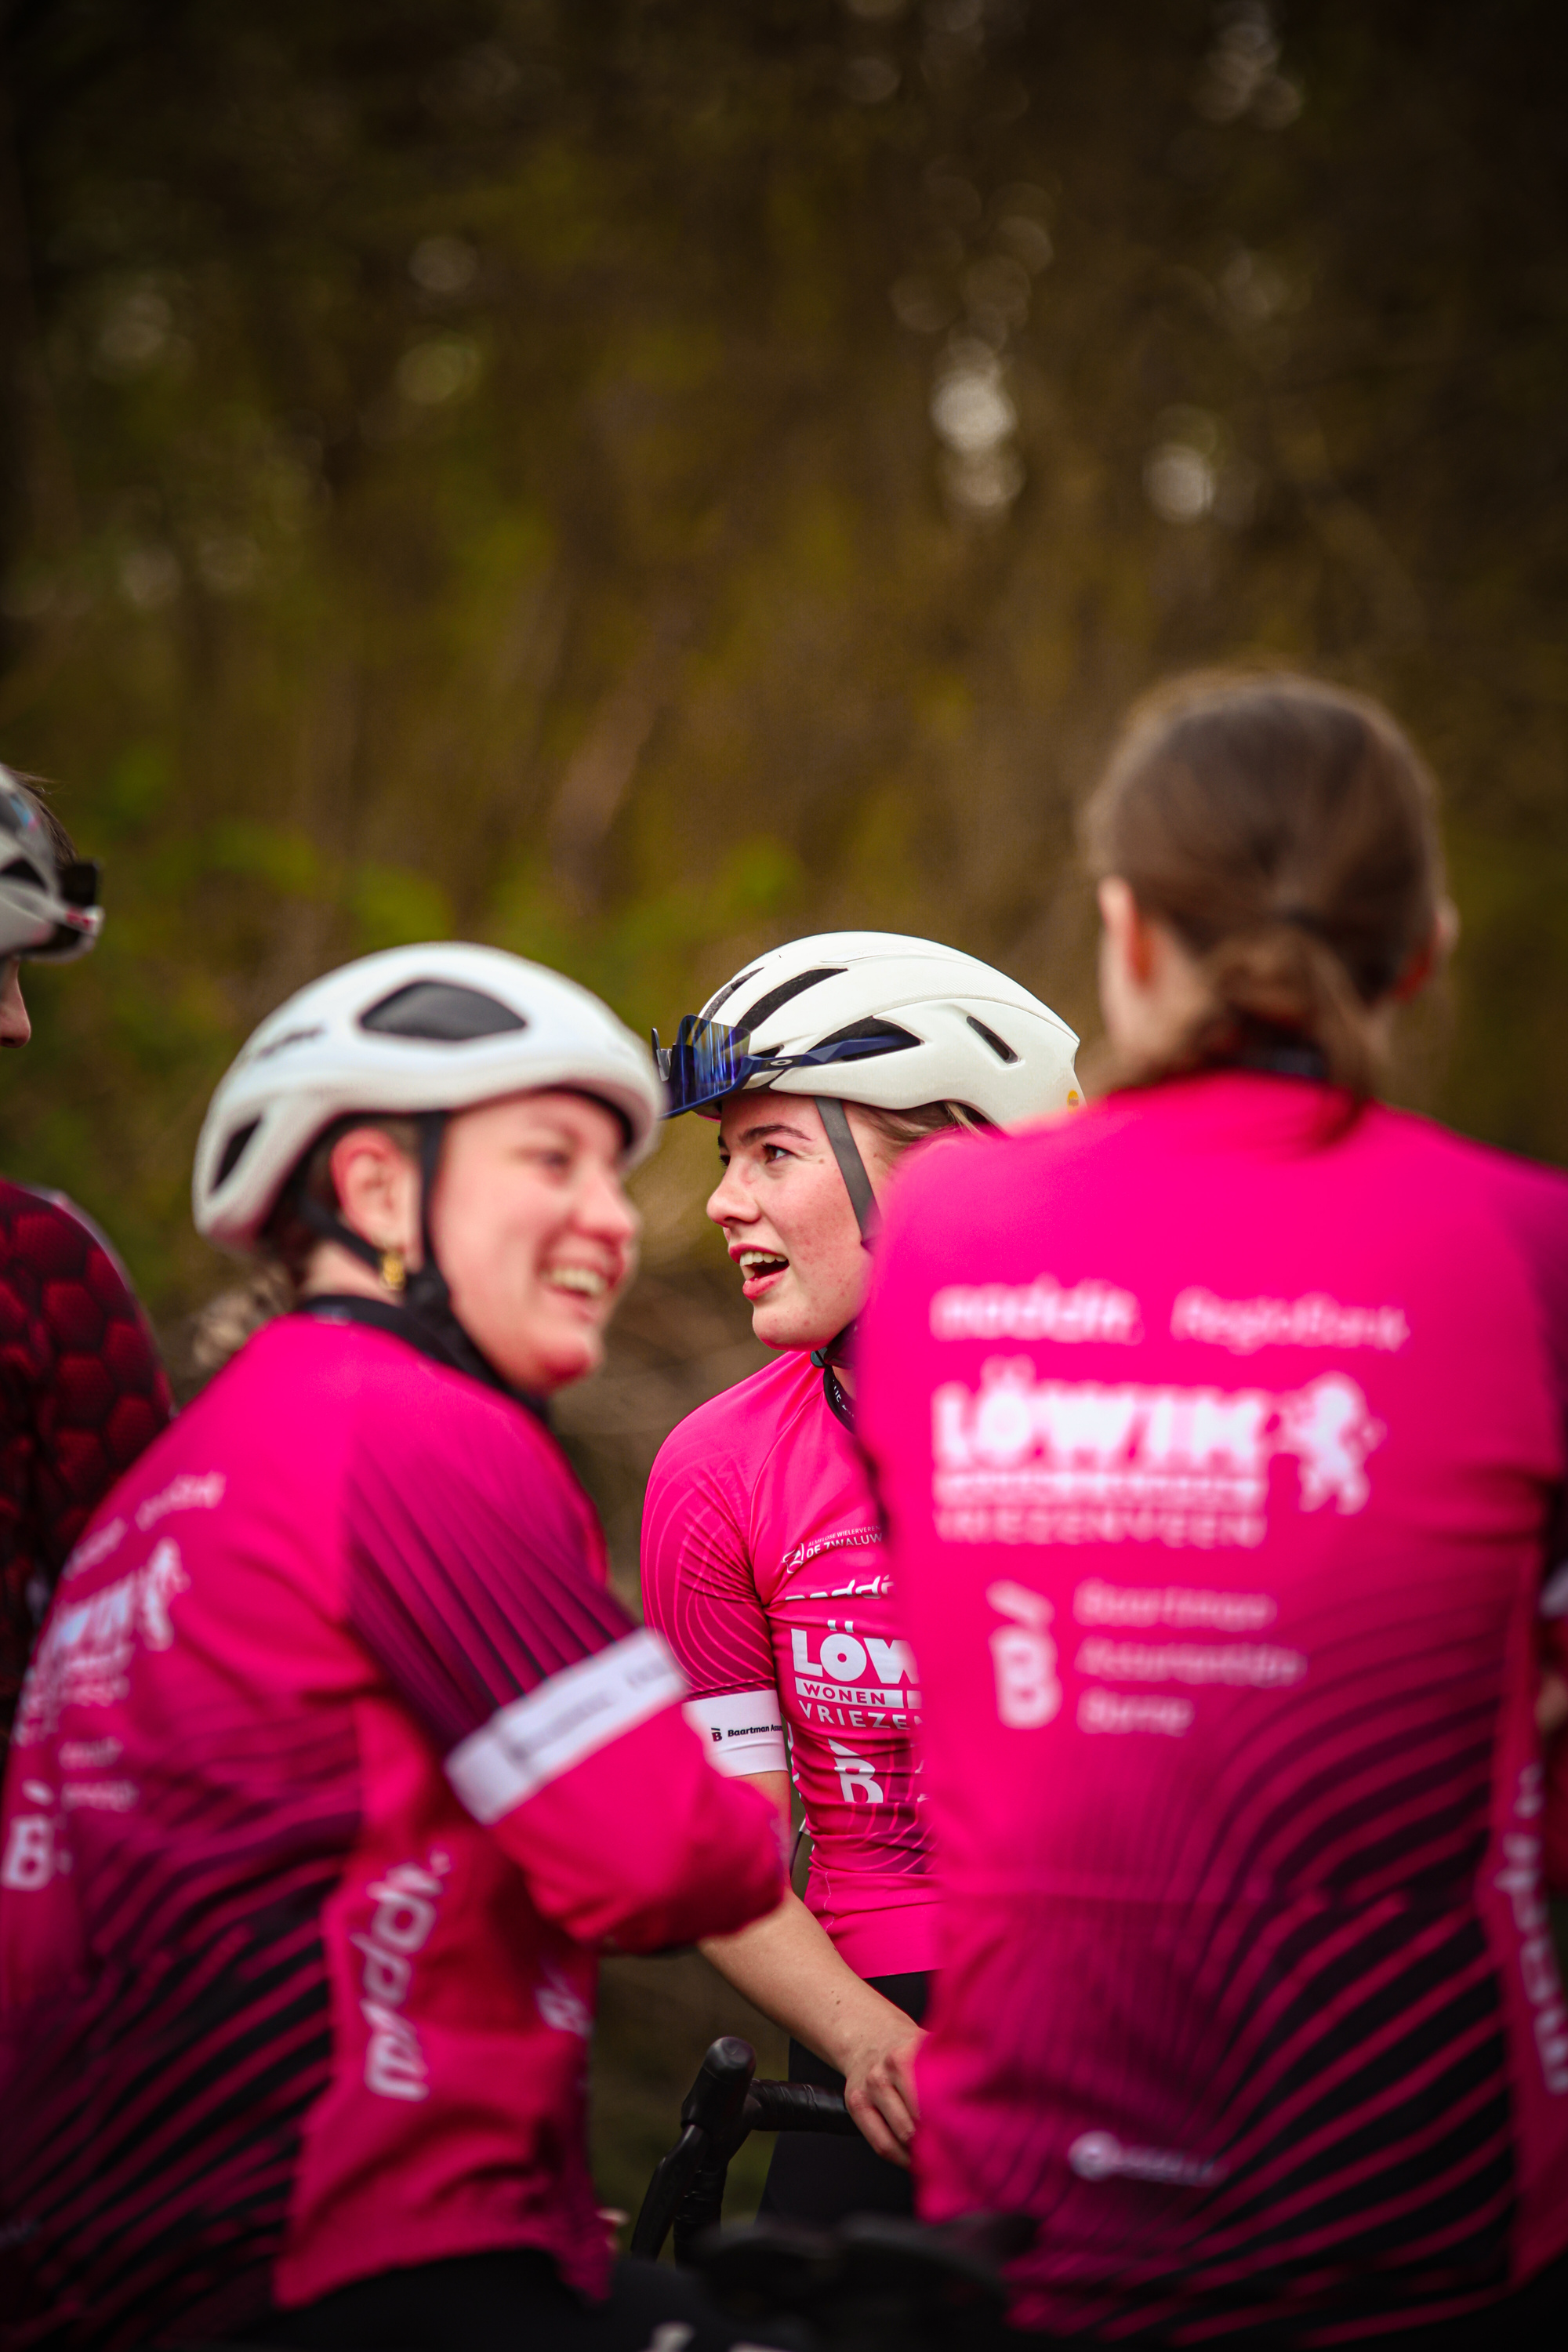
[774,1186,837,1258]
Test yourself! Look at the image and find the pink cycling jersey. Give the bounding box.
[642,1347,935,1977]
[859,1072,1568,2341]
[0,1312,782,2349]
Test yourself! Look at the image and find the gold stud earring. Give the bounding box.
[378,1246,407,1294]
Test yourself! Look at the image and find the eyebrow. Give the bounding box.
[724,1118,816,1149]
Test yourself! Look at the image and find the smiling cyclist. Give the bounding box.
[641,932,1080,2223]
[0,943,786,2352]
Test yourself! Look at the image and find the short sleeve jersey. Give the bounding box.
[0,1314,782,2349]
[0,1181,172,1737]
[858,1074,1568,2340]
[642,1349,935,1977]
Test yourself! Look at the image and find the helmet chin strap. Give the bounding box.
[292,1113,524,1403]
[809,1095,879,1389]
[815,1095,880,1249]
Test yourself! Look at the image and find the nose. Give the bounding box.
[0,960,31,1047]
[578,1159,640,1249]
[706,1159,754,1226]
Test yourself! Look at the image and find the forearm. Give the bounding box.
[699,1887,909,2075]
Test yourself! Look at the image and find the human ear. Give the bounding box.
[1098,876,1156,986]
[1391,898,1460,1004]
[328,1129,422,1258]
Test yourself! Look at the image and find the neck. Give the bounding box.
[300,1239,410,1303]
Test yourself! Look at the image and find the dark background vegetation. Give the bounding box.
[2,0,1564,2229]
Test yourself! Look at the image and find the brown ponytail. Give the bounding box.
[191,1113,422,1377]
[1082,671,1446,1096]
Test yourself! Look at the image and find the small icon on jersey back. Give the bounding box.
[1,1813,62,1889]
[829,1740,884,1803]
[988,1581,1061,1727]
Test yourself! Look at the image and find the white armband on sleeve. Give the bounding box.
[447,1628,686,1823]
[684,1688,787,1777]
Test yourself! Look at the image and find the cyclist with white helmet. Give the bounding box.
[0,766,170,1743]
[0,944,786,2351]
[641,933,1080,2221]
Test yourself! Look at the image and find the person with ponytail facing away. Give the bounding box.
[858,673,1568,2345]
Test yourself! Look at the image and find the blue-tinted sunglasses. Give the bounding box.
[652,1014,909,1118]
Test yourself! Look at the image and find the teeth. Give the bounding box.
[546,1265,608,1298]
[739,1251,788,1275]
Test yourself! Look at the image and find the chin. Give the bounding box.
[488,1323,603,1396]
[751,1307,820,1356]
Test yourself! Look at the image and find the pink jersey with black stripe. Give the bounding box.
[642,1349,935,1977]
[0,1314,782,2350]
[858,1073,1568,2342]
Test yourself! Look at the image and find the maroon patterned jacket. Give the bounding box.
[0,1180,171,1739]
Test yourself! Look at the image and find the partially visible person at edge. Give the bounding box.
[0,944,788,2352]
[641,935,1081,2221]
[0,764,169,1745]
[857,673,1568,2347]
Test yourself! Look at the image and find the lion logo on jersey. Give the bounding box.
[1274,1374,1385,1515]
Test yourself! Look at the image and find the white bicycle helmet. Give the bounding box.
[654,930,1080,1242]
[0,768,102,962]
[195,942,662,1257]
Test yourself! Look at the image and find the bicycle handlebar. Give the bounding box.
[745,2078,862,2136]
[630,2036,859,2262]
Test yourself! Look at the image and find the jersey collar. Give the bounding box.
[294,1294,550,1426]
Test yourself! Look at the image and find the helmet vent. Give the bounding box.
[735,966,845,1039]
[1,856,47,891]
[360,981,527,1041]
[215,1118,262,1188]
[252,1023,325,1062]
[815,1017,920,1059]
[966,1014,1019,1065]
[699,964,763,1022]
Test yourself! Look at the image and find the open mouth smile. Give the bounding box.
[543,1264,612,1304]
[735,1247,789,1299]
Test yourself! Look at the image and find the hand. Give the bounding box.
[840,2014,926,2167]
[697,1871,927,2166]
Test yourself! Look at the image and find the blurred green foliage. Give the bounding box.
[2,0,1566,1328]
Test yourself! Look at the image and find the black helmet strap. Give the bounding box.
[805,1094,884,1428]
[292,1182,387,1282]
[815,1094,880,1250]
[289,1112,524,1405]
